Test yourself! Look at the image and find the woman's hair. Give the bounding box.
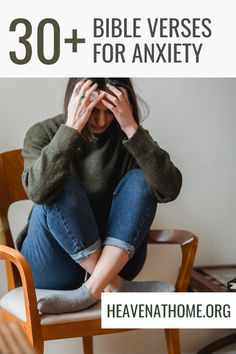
[64,78,148,142]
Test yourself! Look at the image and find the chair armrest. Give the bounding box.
[0,245,40,327]
[148,229,198,292]
[148,229,197,246]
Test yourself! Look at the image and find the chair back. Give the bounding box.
[0,149,27,248]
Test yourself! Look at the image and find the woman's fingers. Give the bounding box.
[73,80,97,117]
[103,91,118,105]
[78,91,106,129]
[77,79,94,99]
[101,98,114,112]
[106,84,123,99]
[105,85,129,107]
[87,91,106,112]
[67,79,103,133]
[70,80,86,100]
[82,82,99,104]
[101,85,135,134]
[118,86,129,99]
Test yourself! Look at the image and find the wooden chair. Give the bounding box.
[0,149,198,354]
[0,321,36,354]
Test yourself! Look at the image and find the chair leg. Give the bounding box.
[82,336,93,354]
[165,329,181,354]
[34,341,44,354]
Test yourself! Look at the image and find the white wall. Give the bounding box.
[0,78,236,354]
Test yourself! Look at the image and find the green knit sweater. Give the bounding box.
[18,114,182,247]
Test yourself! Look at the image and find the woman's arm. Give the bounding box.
[101,85,182,203]
[23,80,106,204]
[122,125,182,203]
[22,122,83,204]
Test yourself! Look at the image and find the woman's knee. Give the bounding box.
[116,168,155,202]
[46,175,88,209]
[125,169,148,190]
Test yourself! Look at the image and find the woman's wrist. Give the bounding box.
[65,120,84,134]
[123,122,139,139]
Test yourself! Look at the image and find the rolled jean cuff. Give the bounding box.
[103,237,135,259]
[71,239,102,263]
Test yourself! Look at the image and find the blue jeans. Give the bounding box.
[21,169,157,290]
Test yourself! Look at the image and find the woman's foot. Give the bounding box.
[116,278,175,292]
[37,278,174,314]
[37,284,98,314]
[104,276,123,292]
[104,276,175,293]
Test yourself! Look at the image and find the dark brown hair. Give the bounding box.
[64,78,147,142]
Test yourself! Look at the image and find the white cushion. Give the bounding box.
[0,287,101,325]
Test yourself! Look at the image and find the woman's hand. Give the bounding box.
[101,84,138,139]
[66,80,106,133]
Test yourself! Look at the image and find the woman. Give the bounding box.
[19,78,182,314]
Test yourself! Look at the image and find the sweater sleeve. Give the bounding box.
[22,123,84,204]
[122,125,182,203]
